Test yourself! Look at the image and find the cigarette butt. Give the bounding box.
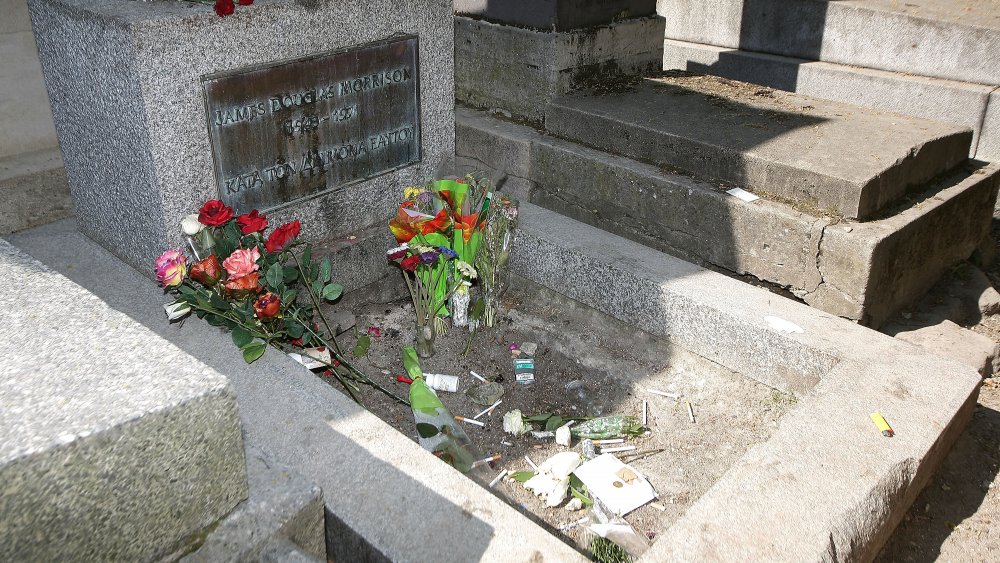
[686,401,695,423]
[489,469,509,488]
[501,441,513,447]
[455,416,485,427]
[470,370,487,383]
[650,502,667,512]
[642,400,648,425]
[474,399,503,420]
[593,438,624,445]
[601,445,637,453]
[648,389,681,399]
[870,412,894,437]
[471,453,501,468]
[524,455,537,470]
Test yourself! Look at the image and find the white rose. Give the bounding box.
[163,300,191,321]
[503,409,529,436]
[180,214,204,236]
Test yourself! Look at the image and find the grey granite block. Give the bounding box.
[183,447,325,562]
[454,0,656,31]
[455,15,664,122]
[0,239,247,561]
[29,0,454,277]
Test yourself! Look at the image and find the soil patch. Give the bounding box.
[321,276,795,553]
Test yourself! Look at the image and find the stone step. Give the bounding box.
[0,239,248,561]
[661,38,1000,162]
[182,447,326,562]
[545,75,973,221]
[0,147,71,235]
[457,106,999,327]
[658,0,1000,86]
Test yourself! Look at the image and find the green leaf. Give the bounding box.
[353,335,371,358]
[241,341,266,363]
[214,238,236,261]
[285,321,304,339]
[209,292,228,310]
[282,289,297,305]
[416,423,440,438]
[321,283,343,301]
[544,416,564,432]
[524,413,554,423]
[568,474,593,506]
[282,266,299,283]
[265,262,284,289]
[231,326,253,348]
[205,314,227,327]
[510,471,535,483]
[177,284,196,297]
[301,245,312,268]
[320,257,332,283]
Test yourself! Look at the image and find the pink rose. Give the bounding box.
[155,249,187,287]
[222,247,260,280]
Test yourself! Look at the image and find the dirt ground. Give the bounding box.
[321,277,793,555]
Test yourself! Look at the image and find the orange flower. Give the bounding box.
[224,271,259,297]
[389,202,452,243]
[454,213,480,243]
[189,255,223,286]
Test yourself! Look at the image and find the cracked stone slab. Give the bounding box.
[546,76,972,220]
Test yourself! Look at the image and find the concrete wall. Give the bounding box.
[0,0,58,158]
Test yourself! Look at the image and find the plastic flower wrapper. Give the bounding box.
[403,346,488,476]
[571,416,646,440]
[389,202,452,315]
[475,193,518,327]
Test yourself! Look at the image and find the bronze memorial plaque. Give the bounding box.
[201,35,421,213]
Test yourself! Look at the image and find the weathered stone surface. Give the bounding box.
[0,0,58,158]
[0,147,70,235]
[657,0,1000,85]
[455,15,663,122]
[29,0,455,277]
[980,89,1000,166]
[8,207,982,560]
[454,0,656,30]
[183,447,325,562]
[661,38,997,160]
[886,320,1000,378]
[458,107,999,326]
[0,239,247,561]
[546,77,973,220]
[511,203,981,561]
[813,164,1000,327]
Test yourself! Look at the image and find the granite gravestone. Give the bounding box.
[29,0,454,284]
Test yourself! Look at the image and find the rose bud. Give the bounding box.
[265,220,301,254]
[163,300,191,321]
[253,292,281,319]
[237,209,268,235]
[189,255,223,286]
[198,199,234,226]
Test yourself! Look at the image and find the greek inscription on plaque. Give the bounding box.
[201,36,421,212]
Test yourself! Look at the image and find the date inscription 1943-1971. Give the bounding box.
[201,36,421,212]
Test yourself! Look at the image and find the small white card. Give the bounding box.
[573,454,656,516]
[727,187,760,202]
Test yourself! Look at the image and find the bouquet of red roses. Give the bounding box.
[155,199,406,405]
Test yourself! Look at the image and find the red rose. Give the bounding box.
[237,210,268,235]
[265,221,301,254]
[189,255,224,286]
[238,0,253,5]
[214,0,235,16]
[253,292,281,319]
[224,271,259,297]
[400,255,420,272]
[198,199,234,226]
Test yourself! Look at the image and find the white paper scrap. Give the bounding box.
[573,454,657,516]
[764,315,804,334]
[727,187,760,202]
